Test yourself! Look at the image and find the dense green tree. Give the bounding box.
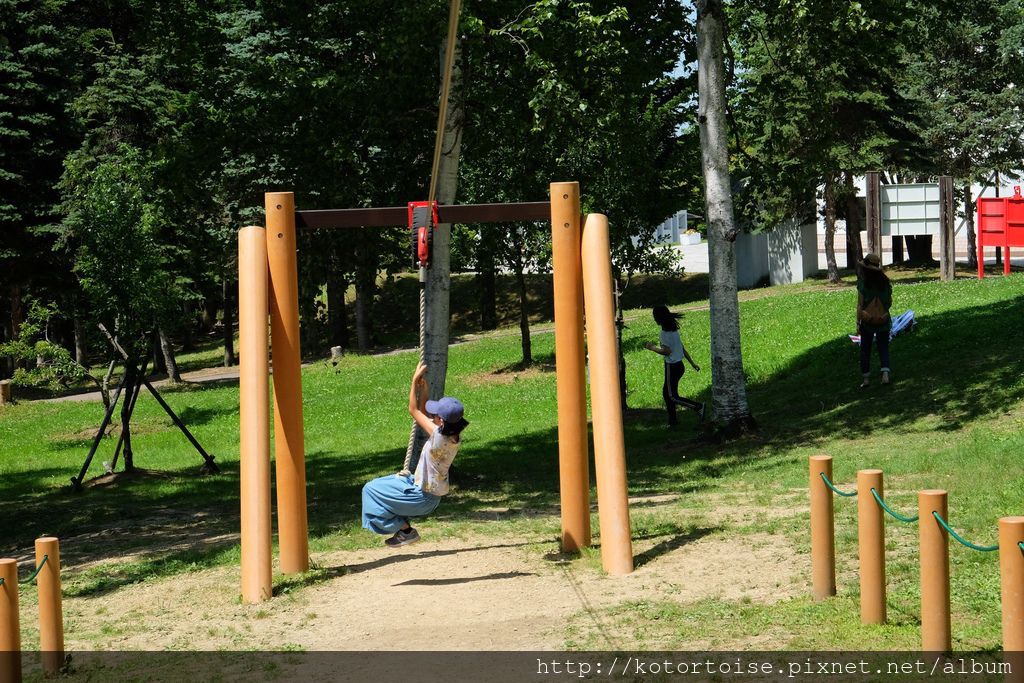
[0,0,79,375]
[901,0,1024,267]
[61,146,185,361]
[732,0,926,281]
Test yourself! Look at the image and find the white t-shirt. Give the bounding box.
[414,428,460,496]
[660,329,686,364]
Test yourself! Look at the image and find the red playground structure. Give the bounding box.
[977,186,1024,279]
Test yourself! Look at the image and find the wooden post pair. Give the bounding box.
[0,538,64,682]
[810,455,1024,653]
[238,194,310,605]
[551,182,633,576]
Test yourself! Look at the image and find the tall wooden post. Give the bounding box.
[857,470,885,624]
[919,490,951,652]
[580,213,633,575]
[809,455,836,599]
[939,176,955,281]
[0,558,20,683]
[999,517,1024,651]
[550,182,591,552]
[35,537,63,676]
[239,226,273,602]
[865,171,882,259]
[265,192,309,574]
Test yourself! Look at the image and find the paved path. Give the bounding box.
[38,366,246,404]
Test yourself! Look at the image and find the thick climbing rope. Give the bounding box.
[819,472,857,498]
[932,512,999,552]
[400,0,463,477]
[870,488,919,523]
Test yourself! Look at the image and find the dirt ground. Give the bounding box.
[45,499,805,652]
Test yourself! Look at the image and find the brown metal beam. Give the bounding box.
[295,201,551,229]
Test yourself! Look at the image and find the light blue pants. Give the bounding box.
[361,474,441,535]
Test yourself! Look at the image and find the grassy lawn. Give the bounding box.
[0,269,1021,652]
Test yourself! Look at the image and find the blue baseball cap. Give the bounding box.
[425,396,467,426]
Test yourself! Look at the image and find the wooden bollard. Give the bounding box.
[265,192,309,574]
[550,181,590,553]
[1000,517,1024,651]
[809,455,836,599]
[919,490,951,652]
[0,380,11,406]
[581,213,633,576]
[857,470,886,624]
[239,226,273,603]
[35,537,63,676]
[0,558,21,683]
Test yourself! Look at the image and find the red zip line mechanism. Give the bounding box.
[408,200,439,271]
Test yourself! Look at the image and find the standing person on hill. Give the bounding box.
[361,362,468,547]
[645,305,705,425]
[856,253,893,388]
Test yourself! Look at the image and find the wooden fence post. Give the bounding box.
[809,456,836,599]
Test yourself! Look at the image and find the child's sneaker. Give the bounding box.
[385,528,420,547]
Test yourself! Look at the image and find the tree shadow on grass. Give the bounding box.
[745,295,1024,448]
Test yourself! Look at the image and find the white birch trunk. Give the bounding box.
[696,0,753,429]
[408,36,464,463]
[424,37,462,395]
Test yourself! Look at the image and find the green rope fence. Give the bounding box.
[870,488,919,523]
[933,512,999,552]
[24,554,49,583]
[819,472,857,497]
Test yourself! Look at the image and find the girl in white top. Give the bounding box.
[361,363,469,547]
[644,305,705,426]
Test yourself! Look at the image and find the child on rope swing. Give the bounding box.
[361,362,469,547]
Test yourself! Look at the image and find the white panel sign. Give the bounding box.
[880,183,940,236]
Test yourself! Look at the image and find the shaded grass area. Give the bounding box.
[0,272,1022,650]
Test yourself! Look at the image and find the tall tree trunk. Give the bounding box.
[422,36,462,385]
[326,266,350,349]
[964,182,977,269]
[181,303,195,351]
[696,0,754,431]
[159,327,181,383]
[0,306,10,379]
[477,229,498,330]
[844,173,864,267]
[823,176,840,283]
[152,330,167,375]
[222,274,235,367]
[410,34,464,460]
[73,316,88,365]
[200,297,217,335]
[10,285,25,370]
[354,244,376,352]
[515,260,532,365]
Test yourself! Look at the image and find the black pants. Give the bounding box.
[663,361,702,423]
[859,327,891,376]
